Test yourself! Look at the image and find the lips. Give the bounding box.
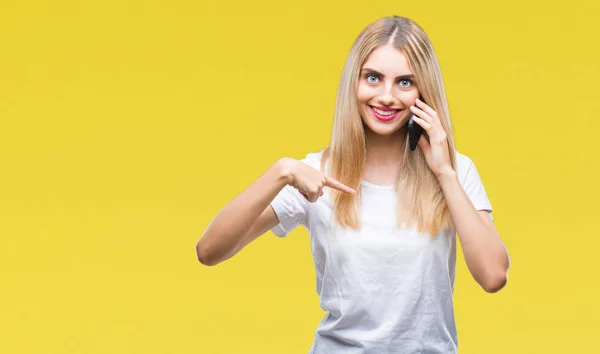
[369,105,403,121]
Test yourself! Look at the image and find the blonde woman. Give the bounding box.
[197,15,510,354]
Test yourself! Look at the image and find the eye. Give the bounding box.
[398,79,412,88]
[366,74,379,84]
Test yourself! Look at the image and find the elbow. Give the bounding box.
[480,249,511,293]
[481,272,508,293]
[196,241,220,267]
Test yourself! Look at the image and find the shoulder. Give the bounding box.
[455,150,475,170]
[453,150,493,212]
[454,150,492,193]
[454,150,478,182]
[299,148,327,172]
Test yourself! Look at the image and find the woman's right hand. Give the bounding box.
[279,158,356,203]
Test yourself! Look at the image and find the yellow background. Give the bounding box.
[1,0,598,353]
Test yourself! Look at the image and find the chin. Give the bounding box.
[365,123,402,136]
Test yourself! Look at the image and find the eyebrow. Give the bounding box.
[361,68,414,80]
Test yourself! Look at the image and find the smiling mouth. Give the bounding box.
[370,106,401,116]
[369,106,404,121]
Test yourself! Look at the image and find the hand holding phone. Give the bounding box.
[407,99,424,151]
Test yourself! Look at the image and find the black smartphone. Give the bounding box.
[407,98,424,151]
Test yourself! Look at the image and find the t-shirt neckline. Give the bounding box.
[360,180,395,190]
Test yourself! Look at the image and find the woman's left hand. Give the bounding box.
[410,98,455,178]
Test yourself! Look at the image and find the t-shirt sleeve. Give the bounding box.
[269,184,310,237]
[457,154,494,221]
[269,152,324,238]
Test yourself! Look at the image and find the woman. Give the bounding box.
[197,15,510,354]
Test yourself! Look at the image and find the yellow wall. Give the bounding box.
[1,1,598,353]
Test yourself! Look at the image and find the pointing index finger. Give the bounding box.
[324,176,356,194]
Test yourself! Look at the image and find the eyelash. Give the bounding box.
[365,74,413,87]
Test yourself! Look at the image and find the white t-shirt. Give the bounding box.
[270,149,493,354]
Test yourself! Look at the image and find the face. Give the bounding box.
[356,44,420,137]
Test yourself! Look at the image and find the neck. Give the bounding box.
[364,126,407,167]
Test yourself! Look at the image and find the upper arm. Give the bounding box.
[478,210,495,227]
[231,205,280,255]
[478,210,510,270]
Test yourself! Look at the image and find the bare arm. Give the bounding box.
[196,158,292,266]
[196,156,355,266]
[410,99,510,293]
[437,171,510,293]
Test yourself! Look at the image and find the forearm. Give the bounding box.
[437,170,510,292]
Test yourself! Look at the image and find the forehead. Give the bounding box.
[361,45,412,75]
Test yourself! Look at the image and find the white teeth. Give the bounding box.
[372,107,399,116]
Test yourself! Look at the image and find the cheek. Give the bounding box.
[398,89,420,105]
[356,83,374,104]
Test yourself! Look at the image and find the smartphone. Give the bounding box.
[407,98,424,151]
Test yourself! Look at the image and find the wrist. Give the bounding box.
[274,158,295,186]
[436,168,457,182]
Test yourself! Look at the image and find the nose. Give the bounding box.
[376,82,397,106]
[377,92,396,106]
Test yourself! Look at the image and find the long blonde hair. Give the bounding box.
[322,15,456,235]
